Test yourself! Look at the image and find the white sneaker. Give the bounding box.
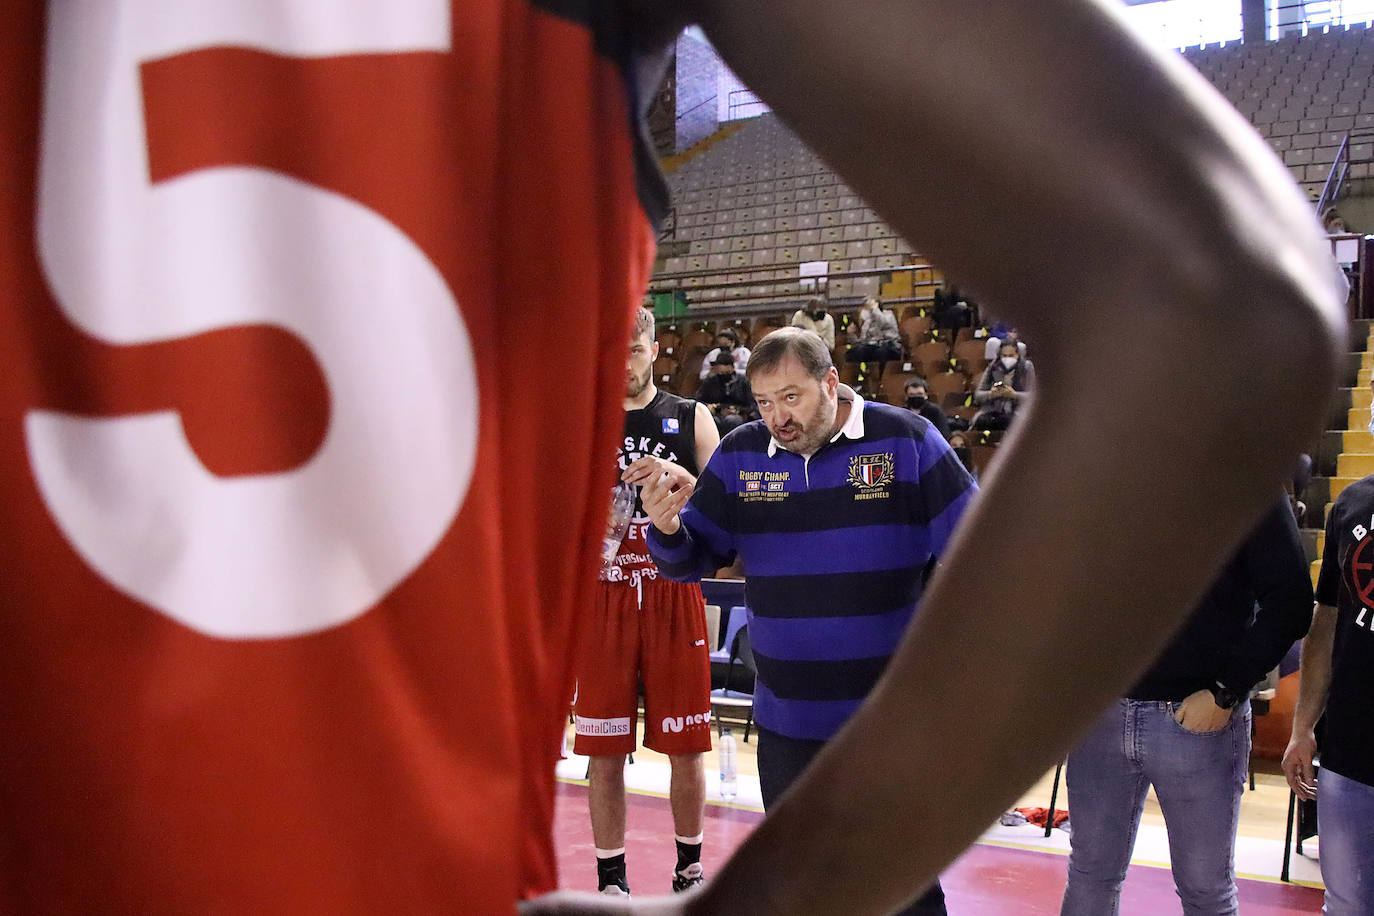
[672,862,705,893]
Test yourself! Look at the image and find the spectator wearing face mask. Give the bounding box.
[972,340,1035,431]
[695,349,758,435]
[903,378,950,439]
[845,298,903,394]
[846,297,902,363]
[947,431,976,481]
[791,297,837,349]
[699,328,751,380]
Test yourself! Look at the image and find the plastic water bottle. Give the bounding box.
[718,730,738,803]
[600,480,636,573]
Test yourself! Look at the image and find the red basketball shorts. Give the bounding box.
[573,576,712,756]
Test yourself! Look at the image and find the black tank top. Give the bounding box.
[620,389,699,478]
[608,388,698,582]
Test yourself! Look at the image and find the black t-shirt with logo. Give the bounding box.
[1315,475,1374,787]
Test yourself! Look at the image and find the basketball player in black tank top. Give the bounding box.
[575,307,719,895]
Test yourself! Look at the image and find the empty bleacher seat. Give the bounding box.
[928,371,969,406]
[911,340,952,377]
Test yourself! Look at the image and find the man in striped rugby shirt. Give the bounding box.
[644,327,976,915]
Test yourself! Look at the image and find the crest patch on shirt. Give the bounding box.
[662,417,680,433]
[848,452,895,499]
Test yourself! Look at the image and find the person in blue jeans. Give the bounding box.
[1284,467,1374,916]
[1062,499,1313,915]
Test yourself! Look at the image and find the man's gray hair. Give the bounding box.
[747,326,833,381]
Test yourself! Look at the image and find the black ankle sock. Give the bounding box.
[596,853,628,891]
[674,837,702,873]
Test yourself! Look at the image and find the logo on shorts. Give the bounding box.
[848,452,894,500]
[575,716,633,737]
[661,712,711,733]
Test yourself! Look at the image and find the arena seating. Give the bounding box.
[653,113,921,307]
[653,26,1374,315]
[1182,25,1374,198]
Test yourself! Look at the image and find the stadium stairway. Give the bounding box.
[1315,319,1374,581]
[660,119,750,175]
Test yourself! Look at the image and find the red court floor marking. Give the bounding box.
[552,781,1324,913]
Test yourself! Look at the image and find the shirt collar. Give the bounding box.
[767,386,865,457]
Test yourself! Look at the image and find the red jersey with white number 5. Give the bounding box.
[0,1,662,910]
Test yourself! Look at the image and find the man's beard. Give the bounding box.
[769,393,837,455]
[626,364,652,399]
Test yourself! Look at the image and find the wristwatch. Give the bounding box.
[1208,681,1244,710]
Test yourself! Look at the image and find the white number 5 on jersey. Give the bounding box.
[30,1,476,639]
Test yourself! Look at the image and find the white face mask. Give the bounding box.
[1000,356,1018,370]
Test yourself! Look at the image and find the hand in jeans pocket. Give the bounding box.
[1173,689,1233,734]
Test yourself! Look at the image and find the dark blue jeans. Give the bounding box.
[757,727,948,916]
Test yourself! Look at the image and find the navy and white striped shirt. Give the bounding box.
[648,392,976,741]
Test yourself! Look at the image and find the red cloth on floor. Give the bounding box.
[1016,806,1069,828]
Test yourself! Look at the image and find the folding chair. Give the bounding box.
[1045,761,1066,838]
[709,605,749,665]
[710,626,757,742]
[1281,762,1320,882]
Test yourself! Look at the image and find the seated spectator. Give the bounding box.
[972,340,1034,431]
[983,327,1028,361]
[845,297,902,366]
[903,378,951,439]
[1291,452,1313,524]
[695,350,758,435]
[1323,206,1351,234]
[947,430,976,480]
[699,328,751,379]
[932,284,976,333]
[791,297,836,349]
